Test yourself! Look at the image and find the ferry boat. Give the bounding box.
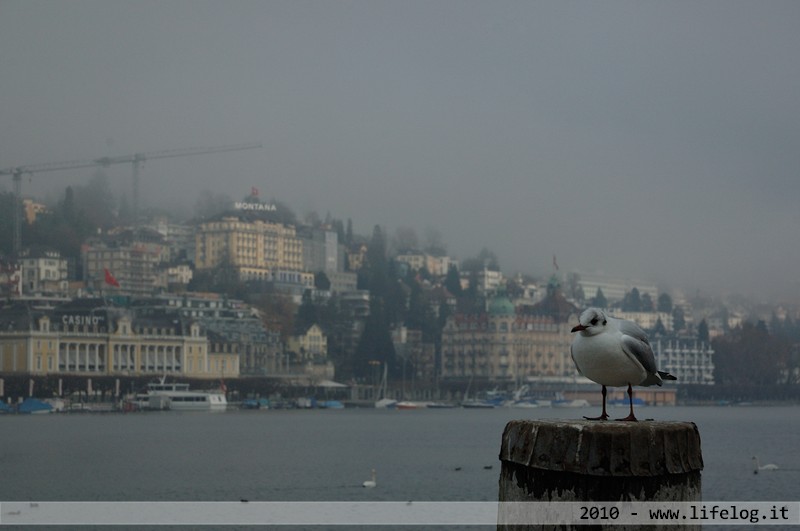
[133,380,227,411]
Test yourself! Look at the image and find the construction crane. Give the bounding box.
[0,142,262,256]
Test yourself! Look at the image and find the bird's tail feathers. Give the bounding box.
[642,371,677,387]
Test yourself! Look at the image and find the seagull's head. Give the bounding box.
[571,308,608,336]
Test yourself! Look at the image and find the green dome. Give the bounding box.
[489,293,515,316]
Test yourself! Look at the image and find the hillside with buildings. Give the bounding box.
[0,189,798,404]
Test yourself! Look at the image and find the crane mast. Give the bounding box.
[0,142,262,256]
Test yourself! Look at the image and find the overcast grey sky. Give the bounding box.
[2,1,799,300]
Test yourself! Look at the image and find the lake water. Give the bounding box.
[1,405,798,529]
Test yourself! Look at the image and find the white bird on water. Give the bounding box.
[362,469,377,488]
[570,308,676,421]
[753,456,778,474]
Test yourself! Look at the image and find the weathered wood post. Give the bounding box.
[498,419,703,530]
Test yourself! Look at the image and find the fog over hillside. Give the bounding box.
[2,1,799,301]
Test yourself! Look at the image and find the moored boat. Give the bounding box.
[374,398,398,409]
[132,379,227,411]
[508,400,539,408]
[426,402,456,409]
[395,401,426,410]
[461,400,496,409]
[17,398,54,414]
[552,398,590,408]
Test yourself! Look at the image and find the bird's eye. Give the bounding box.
[590,317,598,326]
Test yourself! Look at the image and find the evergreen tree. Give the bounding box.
[351,225,404,379]
[591,288,607,309]
[697,318,710,343]
[384,260,409,326]
[712,321,789,386]
[354,297,397,379]
[0,192,13,254]
[444,264,463,297]
[640,292,654,312]
[784,315,799,343]
[405,279,433,332]
[366,225,388,294]
[345,218,354,245]
[769,312,784,338]
[331,219,345,243]
[25,186,94,260]
[459,269,483,314]
[657,293,673,313]
[719,306,730,333]
[62,186,76,221]
[622,288,642,312]
[314,271,331,291]
[672,307,686,333]
[653,318,667,336]
[295,290,319,333]
[117,194,134,224]
[405,282,422,329]
[79,171,116,230]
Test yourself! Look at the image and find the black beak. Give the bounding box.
[571,324,587,333]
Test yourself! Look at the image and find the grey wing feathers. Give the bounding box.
[612,317,651,345]
[620,334,658,375]
[613,317,675,386]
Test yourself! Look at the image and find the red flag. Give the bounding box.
[104,268,120,288]
[251,186,259,197]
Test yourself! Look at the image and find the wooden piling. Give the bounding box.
[498,419,703,530]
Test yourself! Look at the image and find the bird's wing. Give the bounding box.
[612,317,670,384]
[619,333,658,375]
[612,317,651,346]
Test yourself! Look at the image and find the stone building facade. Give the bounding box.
[0,299,238,379]
[440,287,580,388]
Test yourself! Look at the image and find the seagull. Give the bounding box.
[362,469,377,488]
[753,456,779,474]
[570,308,676,421]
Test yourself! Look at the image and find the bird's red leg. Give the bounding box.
[584,385,609,420]
[616,384,638,421]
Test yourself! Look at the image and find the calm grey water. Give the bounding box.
[1,405,798,528]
